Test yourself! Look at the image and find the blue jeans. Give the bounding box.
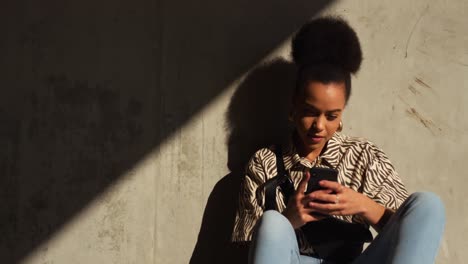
[249,192,445,264]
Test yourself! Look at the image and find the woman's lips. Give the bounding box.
[307,134,324,143]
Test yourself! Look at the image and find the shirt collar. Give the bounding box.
[283,131,342,170]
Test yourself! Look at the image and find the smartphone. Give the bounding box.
[305,167,338,194]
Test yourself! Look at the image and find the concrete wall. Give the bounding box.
[1,0,467,263]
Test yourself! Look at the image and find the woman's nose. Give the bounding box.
[312,116,325,131]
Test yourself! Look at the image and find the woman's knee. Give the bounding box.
[250,211,301,264]
[404,192,446,222]
[259,210,291,230]
[255,210,295,241]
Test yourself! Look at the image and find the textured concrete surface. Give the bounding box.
[1,0,467,263]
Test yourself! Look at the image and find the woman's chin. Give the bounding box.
[300,139,323,152]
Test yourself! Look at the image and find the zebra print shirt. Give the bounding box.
[231,132,409,255]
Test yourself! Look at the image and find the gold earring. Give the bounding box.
[337,121,343,132]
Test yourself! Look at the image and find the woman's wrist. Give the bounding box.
[374,208,394,231]
[358,196,385,226]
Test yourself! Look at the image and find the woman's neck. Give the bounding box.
[300,145,324,163]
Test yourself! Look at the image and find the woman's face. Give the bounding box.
[292,81,346,154]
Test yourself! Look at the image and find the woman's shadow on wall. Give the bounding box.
[190,58,296,264]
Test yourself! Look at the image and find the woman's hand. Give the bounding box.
[307,180,385,226]
[282,171,331,229]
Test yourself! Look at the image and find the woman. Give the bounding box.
[232,17,445,264]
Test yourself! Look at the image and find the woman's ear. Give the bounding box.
[337,120,343,132]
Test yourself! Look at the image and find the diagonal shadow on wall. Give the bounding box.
[0,0,334,262]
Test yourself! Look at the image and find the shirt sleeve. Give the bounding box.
[231,150,268,242]
[361,142,409,211]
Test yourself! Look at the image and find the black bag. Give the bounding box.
[264,144,373,263]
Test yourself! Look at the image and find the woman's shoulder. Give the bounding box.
[249,145,277,164]
[334,133,394,170]
[244,146,280,181]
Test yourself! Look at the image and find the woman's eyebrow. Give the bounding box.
[303,104,342,113]
[326,109,342,113]
[303,104,318,110]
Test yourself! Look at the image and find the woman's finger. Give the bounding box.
[307,189,333,200]
[310,192,339,204]
[302,189,333,205]
[308,201,345,212]
[319,180,345,193]
[296,170,310,195]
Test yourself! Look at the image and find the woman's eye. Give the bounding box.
[327,115,338,121]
